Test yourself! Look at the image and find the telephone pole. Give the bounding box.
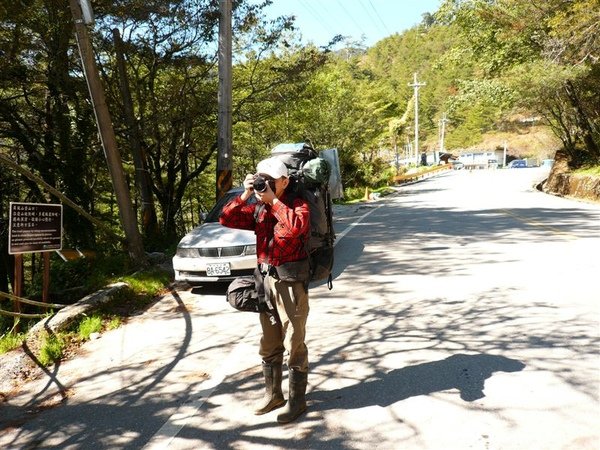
[408,73,426,165]
[216,0,233,200]
[68,0,146,265]
[439,113,449,162]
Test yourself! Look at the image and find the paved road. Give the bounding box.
[2,168,599,449]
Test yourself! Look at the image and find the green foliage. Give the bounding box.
[77,315,103,341]
[28,252,132,304]
[1,0,598,278]
[117,268,172,297]
[107,317,122,330]
[343,185,395,203]
[435,0,599,163]
[0,332,25,354]
[574,165,600,176]
[38,334,65,366]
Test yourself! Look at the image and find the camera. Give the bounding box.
[253,175,275,193]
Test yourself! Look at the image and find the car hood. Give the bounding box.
[177,223,255,248]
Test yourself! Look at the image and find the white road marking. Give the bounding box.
[335,204,384,245]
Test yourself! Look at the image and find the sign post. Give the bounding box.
[8,203,63,317]
[9,203,63,254]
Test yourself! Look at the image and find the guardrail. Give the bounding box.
[0,290,67,319]
[393,165,451,184]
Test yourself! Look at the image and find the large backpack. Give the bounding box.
[270,142,336,289]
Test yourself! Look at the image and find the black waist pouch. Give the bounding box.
[274,258,310,283]
[226,275,265,313]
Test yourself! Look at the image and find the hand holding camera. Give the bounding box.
[253,174,276,204]
[243,174,255,192]
[242,173,276,203]
[253,175,275,193]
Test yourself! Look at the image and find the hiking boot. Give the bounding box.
[254,362,285,415]
[277,368,307,423]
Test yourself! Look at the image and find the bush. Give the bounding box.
[28,252,133,304]
[107,317,121,330]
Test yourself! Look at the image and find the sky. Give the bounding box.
[261,0,443,48]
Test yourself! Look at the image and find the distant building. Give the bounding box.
[457,151,498,169]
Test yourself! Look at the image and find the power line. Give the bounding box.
[298,0,334,39]
[335,0,367,38]
[366,0,391,35]
[357,0,382,33]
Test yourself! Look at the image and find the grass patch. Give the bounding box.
[574,165,600,176]
[116,268,171,305]
[0,332,25,354]
[39,333,66,366]
[77,315,103,340]
[107,316,121,330]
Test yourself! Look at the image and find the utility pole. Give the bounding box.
[68,0,146,265]
[216,0,232,200]
[439,113,449,163]
[408,73,426,165]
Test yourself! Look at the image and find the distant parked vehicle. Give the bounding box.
[507,159,527,168]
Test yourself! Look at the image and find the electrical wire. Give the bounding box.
[366,0,391,35]
[297,0,334,38]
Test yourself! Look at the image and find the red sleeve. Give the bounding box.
[219,196,257,231]
[271,197,310,239]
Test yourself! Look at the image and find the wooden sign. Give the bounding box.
[8,202,63,254]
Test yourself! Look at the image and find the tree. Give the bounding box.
[436,0,600,165]
[0,1,98,248]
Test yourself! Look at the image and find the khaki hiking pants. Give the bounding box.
[259,275,309,372]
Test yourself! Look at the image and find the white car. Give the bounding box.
[173,188,257,284]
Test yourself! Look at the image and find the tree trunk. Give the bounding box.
[112,29,159,244]
[564,80,600,161]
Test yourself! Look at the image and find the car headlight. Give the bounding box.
[245,244,256,255]
[176,247,197,258]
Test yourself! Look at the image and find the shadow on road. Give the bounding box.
[310,353,525,411]
[191,282,230,296]
[0,287,195,450]
[2,176,597,450]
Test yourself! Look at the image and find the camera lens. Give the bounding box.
[253,175,267,192]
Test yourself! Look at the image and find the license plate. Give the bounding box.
[206,263,231,277]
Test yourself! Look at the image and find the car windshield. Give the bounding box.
[204,190,256,223]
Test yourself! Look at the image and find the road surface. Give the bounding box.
[1,167,599,450]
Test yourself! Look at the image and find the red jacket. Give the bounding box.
[219,193,310,266]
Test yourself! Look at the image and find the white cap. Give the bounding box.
[256,157,288,179]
